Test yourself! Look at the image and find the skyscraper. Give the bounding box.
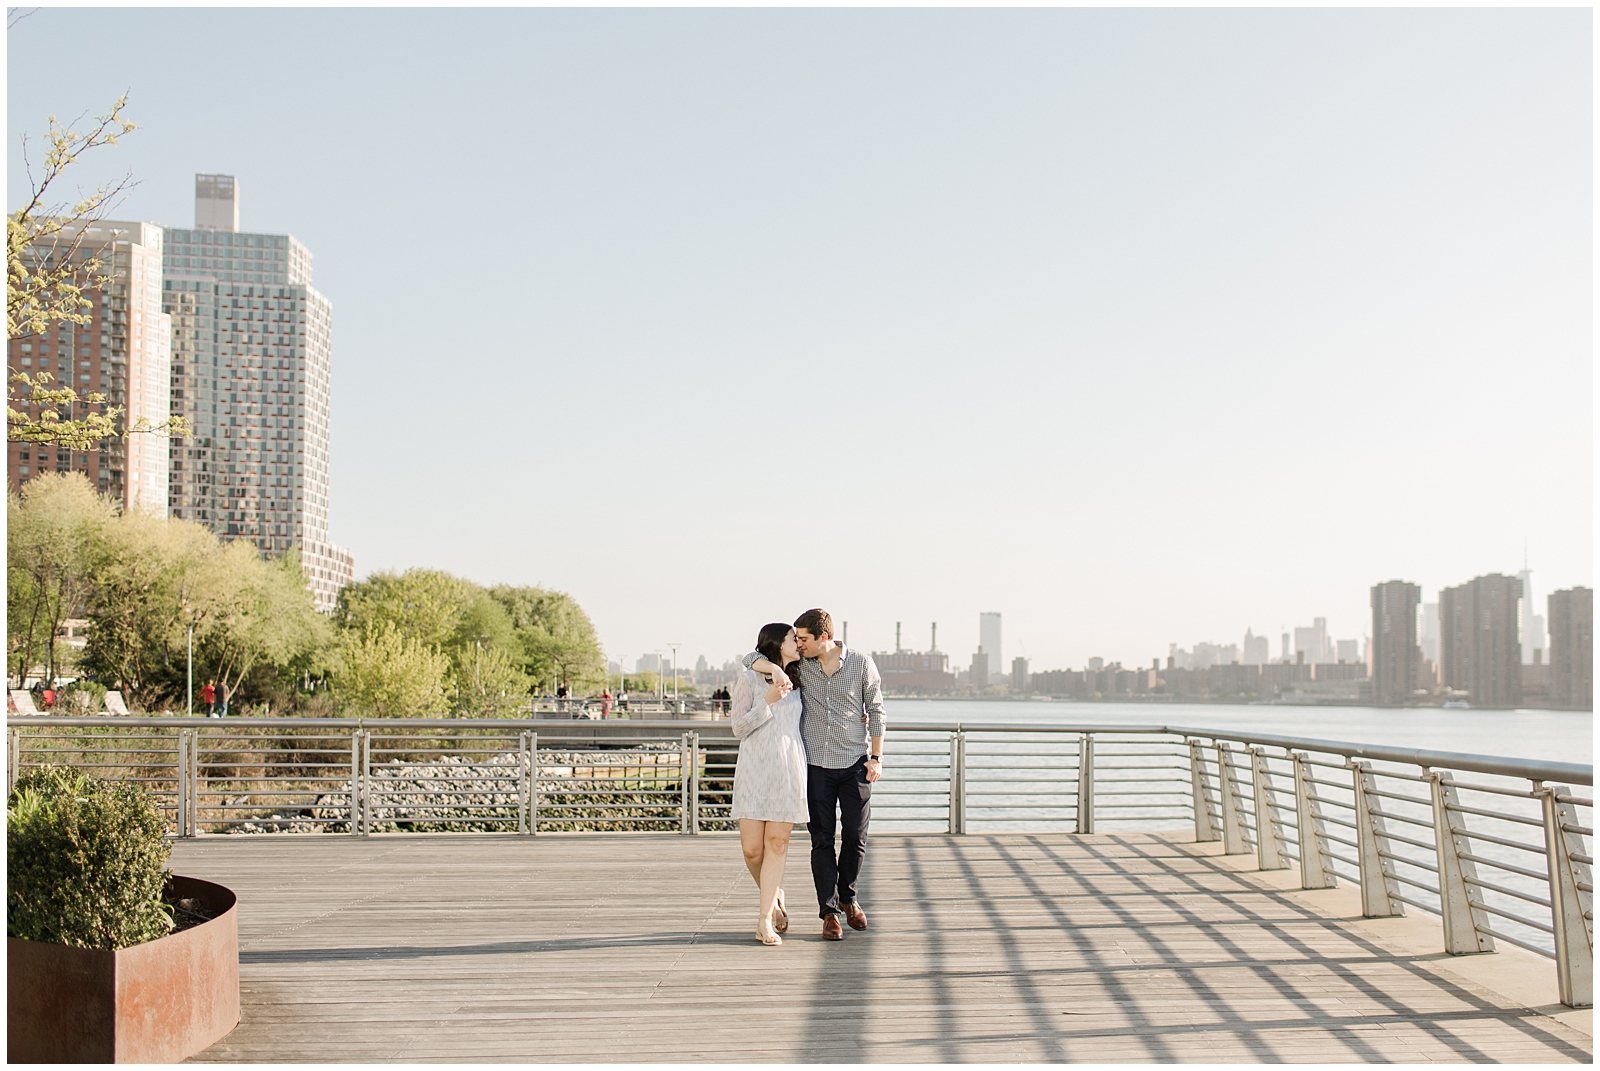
[160,175,352,612]
[1370,580,1421,706]
[1518,566,1546,664]
[1011,657,1029,693]
[979,612,1002,684]
[1420,602,1440,663]
[969,651,990,689]
[1241,629,1270,665]
[1294,618,1331,664]
[1439,574,1522,708]
[8,219,172,513]
[1548,587,1593,710]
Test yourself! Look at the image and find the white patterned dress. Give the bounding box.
[729,668,809,823]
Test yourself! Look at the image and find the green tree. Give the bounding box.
[489,585,606,693]
[77,505,217,707]
[449,643,530,717]
[335,568,471,650]
[191,547,331,702]
[449,590,516,653]
[76,504,327,709]
[445,590,528,714]
[7,472,115,682]
[8,94,188,447]
[332,623,450,718]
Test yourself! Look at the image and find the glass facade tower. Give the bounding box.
[160,174,353,612]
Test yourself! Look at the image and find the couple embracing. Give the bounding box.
[728,608,885,945]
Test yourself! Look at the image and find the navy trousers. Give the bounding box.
[807,757,872,918]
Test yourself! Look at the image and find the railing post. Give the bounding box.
[517,731,529,835]
[1426,771,1494,955]
[1350,760,1403,917]
[948,731,965,835]
[527,731,539,834]
[1188,739,1218,843]
[1076,733,1094,835]
[689,730,701,835]
[1248,748,1288,870]
[679,732,691,835]
[1539,783,1593,1008]
[1216,743,1252,855]
[191,728,202,835]
[349,729,361,837]
[361,730,372,836]
[194,727,204,835]
[8,727,20,795]
[177,729,191,837]
[1291,752,1336,889]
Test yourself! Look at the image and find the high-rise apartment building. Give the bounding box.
[8,220,172,513]
[978,612,1002,683]
[1439,574,1522,708]
[160,175,352,611]
[1011,657,1029,693]
[1370,580,1421,705]
[1548,587,1593,710]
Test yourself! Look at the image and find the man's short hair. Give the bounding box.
[793,608,833,640]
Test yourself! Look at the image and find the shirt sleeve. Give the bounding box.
[861,655,886,739]
[730,670,774,741]
[740,651,763,670]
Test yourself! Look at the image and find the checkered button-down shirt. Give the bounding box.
[743,645,885,770]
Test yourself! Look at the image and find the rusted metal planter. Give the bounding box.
[8,875,239,1063]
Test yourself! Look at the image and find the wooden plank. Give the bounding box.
[170,831,1591,1063]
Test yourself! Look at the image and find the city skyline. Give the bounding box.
[7,9,1591,670]
[617,567,1575,684]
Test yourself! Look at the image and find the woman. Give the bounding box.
[730,623,809,945]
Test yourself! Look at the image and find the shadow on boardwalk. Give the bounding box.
[173,831,1592,1063]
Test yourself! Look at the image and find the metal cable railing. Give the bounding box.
[7,715,1591,1008]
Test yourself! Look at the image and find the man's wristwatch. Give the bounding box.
[867,756,881,763]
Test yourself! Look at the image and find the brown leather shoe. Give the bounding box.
[822,914,843,940]
[844,902,868,931]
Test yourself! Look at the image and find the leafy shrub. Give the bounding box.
[7,765,174,949]
[60,679,108,715]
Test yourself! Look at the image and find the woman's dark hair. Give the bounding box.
[756,622,803,691]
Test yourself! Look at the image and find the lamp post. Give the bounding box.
[668,643,682,707]
[180,583,193,717]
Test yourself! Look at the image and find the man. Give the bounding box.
[746,608,885,940]
[202,681,216,718]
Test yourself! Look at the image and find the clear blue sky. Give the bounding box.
[9,8,1592,673]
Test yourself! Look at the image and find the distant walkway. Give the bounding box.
[175,832,1592,1063]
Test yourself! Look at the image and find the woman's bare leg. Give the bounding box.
[740,819,767,892]
[758,822,792,925]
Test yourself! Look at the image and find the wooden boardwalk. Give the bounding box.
[173,831,1592,1063]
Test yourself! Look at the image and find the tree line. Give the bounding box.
[7,472,606,715]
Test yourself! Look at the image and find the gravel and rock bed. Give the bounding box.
[220,746,722,834]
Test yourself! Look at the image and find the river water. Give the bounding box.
[880,699,1592,765]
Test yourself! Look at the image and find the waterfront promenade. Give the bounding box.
[174,831,1591,1063]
